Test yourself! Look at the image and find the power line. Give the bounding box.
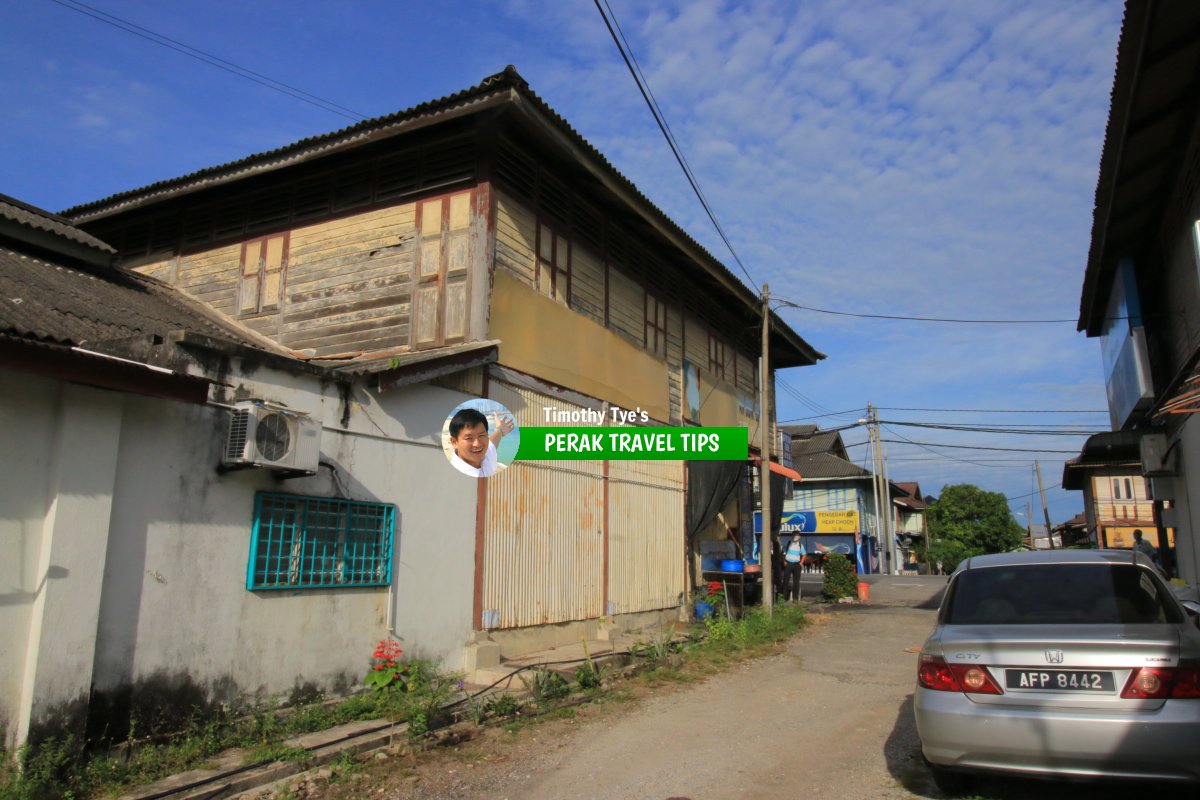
[880,425,1038,470]
[50,0,364,121]
[593,0,758,290]
[878,406,1108,414]
[779,408,865,422]
[773,298,1093,325]
[1007,482,1065,502]
[882,439,1079,454]
[848,439,1079,454]
[879,420,1101,437]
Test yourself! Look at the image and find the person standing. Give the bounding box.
[1132,529,1158,563]
[783,533,805,602]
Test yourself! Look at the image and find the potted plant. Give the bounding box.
[693,581,726,619]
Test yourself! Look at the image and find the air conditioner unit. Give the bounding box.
[1140,433,1177,477]
[223,401,321,474]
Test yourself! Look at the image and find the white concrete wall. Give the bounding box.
[0,372,125,747]
[1,355,479,746]
[0,369,51,744]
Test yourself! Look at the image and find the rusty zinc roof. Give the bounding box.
[1,192,116,255]
[58,66,822,366]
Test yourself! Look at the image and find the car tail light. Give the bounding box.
[918,656,1003,694]
[1121,666,1200,699]
[919,656,961,692]
[949,663,1003,695]
[1171,667,1200,698]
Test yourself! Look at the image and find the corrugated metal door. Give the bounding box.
[483,381,605,628]
[607,459,685,614]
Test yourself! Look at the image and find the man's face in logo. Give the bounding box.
[450,421,489,468]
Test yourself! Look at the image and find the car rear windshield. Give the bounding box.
[942,563,1182,625]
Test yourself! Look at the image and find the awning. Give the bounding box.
[751,455,802,481]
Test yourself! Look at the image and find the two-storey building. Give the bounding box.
[7,67,822,743]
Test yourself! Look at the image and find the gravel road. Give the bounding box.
[309,577,1179,800]
[499,599,938,800]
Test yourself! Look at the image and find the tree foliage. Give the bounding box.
[922,484,1025,571]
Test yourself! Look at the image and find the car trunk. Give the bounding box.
[935,623,1180,710]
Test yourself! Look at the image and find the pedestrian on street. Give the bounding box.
[783,533,805,602]
[1132,529,1159,564]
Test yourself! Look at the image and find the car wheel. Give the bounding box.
[926,761,971,796]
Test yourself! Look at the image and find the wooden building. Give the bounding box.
[63,66,822,655]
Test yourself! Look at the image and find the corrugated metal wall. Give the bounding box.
[483,381,605,628]
[607,459,685,614]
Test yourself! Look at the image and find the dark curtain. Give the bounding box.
[686,461,745,541]
[685,461,745,591]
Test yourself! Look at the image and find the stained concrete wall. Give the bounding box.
[0,358,478,748]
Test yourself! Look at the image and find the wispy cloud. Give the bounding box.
[0,0,1123,519]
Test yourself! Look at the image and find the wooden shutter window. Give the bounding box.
[536,221,570,305]
[261,235,286,309]
[239,240,263,314]
[237,233,289,316]
[412,190,474,349]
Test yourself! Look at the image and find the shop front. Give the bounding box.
[753,510,867,573]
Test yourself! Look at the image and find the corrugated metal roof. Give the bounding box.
[0,245,289,356]
[0,194,116,254]
[790,452,873,480]
[58,66,822,365]
[1079,0,1200,334]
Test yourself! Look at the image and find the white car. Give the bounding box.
[914,549,1200,793]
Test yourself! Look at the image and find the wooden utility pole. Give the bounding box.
[1035,460,1055,549]
[879,418,895,573]
[759,284,774,615]
[1026,501,1033,547]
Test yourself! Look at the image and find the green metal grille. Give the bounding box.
[247,492,395,590]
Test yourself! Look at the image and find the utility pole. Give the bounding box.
[867,404,896,574]
[759,284,773,615]
[1036,460,1055,549]
[1026,501,1033,547]
[880,420,896,574]
[866,403,884,574]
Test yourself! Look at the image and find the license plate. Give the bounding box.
[1005,669,1115,692]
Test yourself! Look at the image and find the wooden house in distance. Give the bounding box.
[64,66,823,661]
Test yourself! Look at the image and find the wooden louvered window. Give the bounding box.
[536,221,570,306]
[708,333,727,380]
[412,190,472,350]
[645,293,667,356]
[238,232,289,315]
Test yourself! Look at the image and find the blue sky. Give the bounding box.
[1,1,1125,523]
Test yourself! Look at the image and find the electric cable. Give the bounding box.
[49,0,364,121]
[879,420,1101,437]
[877,405,1108,414]
[593,0,758,290]
[772,297,1128,325]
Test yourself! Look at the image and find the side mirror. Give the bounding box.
[1181,599,1200,616]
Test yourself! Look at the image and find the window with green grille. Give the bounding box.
[247,492,395,590]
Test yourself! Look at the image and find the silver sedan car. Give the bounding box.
[914,549,1200,793]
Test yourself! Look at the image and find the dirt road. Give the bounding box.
[309,576,1173,800]
[499,583,941,800]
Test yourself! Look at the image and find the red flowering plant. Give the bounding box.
[364,638,410,693]
[691,581,726,615]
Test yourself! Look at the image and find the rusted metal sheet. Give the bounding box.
[483,381,605,628]
[607,458,685,614]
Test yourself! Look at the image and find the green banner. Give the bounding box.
[515,427,748,461]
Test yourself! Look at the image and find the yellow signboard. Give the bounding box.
[1105,527,1174,549]
[779,510,860,533]
[814,511,859,533]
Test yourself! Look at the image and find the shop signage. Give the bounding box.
[754,510,860,534]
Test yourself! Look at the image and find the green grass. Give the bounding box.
[0,609,809,800]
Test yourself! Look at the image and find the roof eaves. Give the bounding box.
[1079,0,1155,334]
[60,67,823,365]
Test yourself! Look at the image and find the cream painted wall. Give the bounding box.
[1,358,479,748]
